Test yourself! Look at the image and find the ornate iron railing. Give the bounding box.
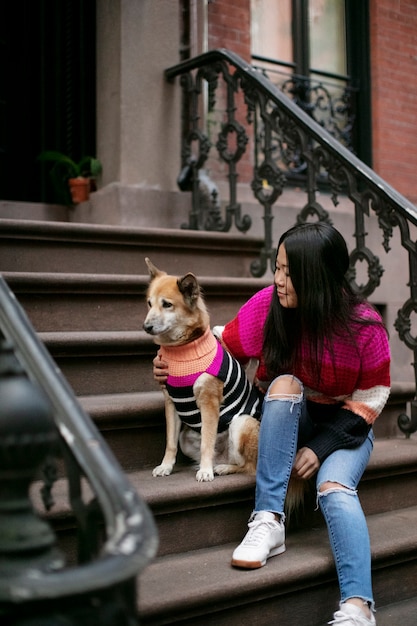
[252,56,358,153]
[0,276,158,625]
[166,48,417,436]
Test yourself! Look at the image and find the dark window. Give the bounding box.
[0,1,96,203]
[251,0,371,165]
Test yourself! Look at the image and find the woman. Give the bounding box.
[154,222,391,625]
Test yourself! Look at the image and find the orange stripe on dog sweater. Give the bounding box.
[159,327,219,378]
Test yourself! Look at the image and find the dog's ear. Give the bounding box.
[145,257,166,280]
[178,273,200,307]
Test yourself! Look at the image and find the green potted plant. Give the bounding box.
[38,150,102,205]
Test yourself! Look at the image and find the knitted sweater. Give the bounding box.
[220,285,391,462]
[160,327,262,433]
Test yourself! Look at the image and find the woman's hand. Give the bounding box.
[153,351,169,385]
[292,446,320,480]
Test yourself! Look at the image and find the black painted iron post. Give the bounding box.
[0,332,65,618]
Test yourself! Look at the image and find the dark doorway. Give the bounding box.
[0,1,96,203]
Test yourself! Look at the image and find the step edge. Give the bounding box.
[137,504,417,618]
[0,218,263,249]
[39,440,417,520]
[3,271,270,294]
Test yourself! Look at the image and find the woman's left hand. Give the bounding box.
[292,447,320,479]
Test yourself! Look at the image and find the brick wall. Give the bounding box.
[370,0,417,204]
[207,0,251,61]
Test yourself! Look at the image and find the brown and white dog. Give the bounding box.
[143,257,261,482]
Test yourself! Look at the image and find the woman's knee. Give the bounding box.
[268,374,302,397]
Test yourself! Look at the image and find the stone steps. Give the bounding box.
[3,215,417,624]
[377,597,417,626]
[136,505,417,626]
[38,437,417,556]
[77,390,411,474]
[3,271,269,331]
[33,436,417,623]
[0,218,263,277]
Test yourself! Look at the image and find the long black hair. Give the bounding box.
[263,222,382,382]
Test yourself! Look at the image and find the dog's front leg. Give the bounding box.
[152,391,181,477]
[194,374,223,482]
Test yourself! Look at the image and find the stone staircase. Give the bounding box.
[2,216,417,625]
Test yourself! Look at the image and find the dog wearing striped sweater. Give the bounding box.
[143,258,262,482]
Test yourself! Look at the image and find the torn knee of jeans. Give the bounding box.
[266,392,303,402]
[316,484,357,510]
[265,392,303,413]
[317,483,357,497]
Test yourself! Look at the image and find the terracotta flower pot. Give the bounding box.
[68,177,90,204]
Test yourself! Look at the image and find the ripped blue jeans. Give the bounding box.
[255,375,375,608]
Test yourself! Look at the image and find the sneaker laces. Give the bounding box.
[329,609,373,625]
[241,518,279,547]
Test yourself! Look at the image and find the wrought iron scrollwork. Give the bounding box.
[274,71,357,152]
[40,456,59,511]
[360,191,396,253]
[348,246,384,298]
[395,300,417,437]
[250,158,286,277]
[296,202,332,224]
[395,298,417,349]
[216,119,248,164]
[178,61,253,232]
[270,106,307,174]
[398,400,417,437]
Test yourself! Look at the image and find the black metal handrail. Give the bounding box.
[0,275,158,623]
[166,48,417,435]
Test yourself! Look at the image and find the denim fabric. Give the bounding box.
[254,375,374,607]
[317,432,374,607]
[254,375,305,516]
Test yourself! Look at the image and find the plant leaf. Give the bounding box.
[38,151,78,177]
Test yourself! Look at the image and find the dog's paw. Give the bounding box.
[214,463,235,475]
[152,464,174,477]
[196,468,214,482]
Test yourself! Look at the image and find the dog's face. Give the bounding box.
[143,258,209,346]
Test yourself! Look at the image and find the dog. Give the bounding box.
[143,257,262,482]
[143,258,307,516]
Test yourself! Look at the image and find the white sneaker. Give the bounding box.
[329,602,376,625]
[231,511,285,569]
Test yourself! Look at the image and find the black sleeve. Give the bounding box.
[306,408,371,463]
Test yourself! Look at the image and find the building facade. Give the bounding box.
[1,1,417,382]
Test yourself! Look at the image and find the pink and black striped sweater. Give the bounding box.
[218,285,391,462]
[159,327,262,433]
